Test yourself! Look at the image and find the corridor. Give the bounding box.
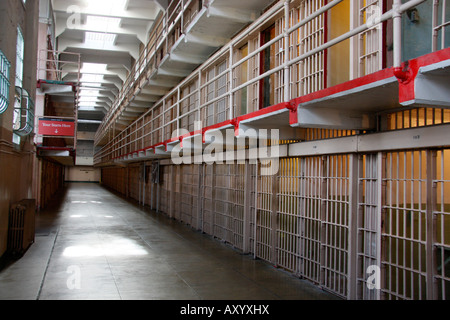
[0,183,337,301]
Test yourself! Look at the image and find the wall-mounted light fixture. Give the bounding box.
[406,8,420,23]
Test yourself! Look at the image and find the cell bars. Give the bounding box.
[290,0,326,97]
[358,0,383,77]
[213,164,246,250]
[381,149,450,300]
[180,164,200,228]
[381,150,428,300]
[357,153,382,300]
[101,148,450,300]
[435,149,450,300]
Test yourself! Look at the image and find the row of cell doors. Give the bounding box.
[127,148,448,300]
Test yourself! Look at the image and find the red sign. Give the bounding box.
[39,119,75,137]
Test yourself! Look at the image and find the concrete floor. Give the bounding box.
[0,183,339,301]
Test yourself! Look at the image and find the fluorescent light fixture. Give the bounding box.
[79,89,100,96]
[78,96,100,102]
[81,74,104,88]
[81,74,104,82]
[78,101,99,108]
[85,15,121,33]
[81,63,107,74]
[85,0,128,14]
[85,32,117,48]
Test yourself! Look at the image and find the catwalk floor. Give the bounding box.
[0,183,339,300]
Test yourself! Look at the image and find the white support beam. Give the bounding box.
[124,106,149,113]
[184,33,229,48]
[133,94,160,103]
[157,67,191,78]
[208,6,255,24]
[154,0,169,10]
[55,16,150,44]
[58,38,140,60]
[239,123,306,141]
[52,0,161,21]
[148,78,182,88]
[289,124,450,157]
[129,101,151,108]
[408,67,450,108]
[140,87,169,96]
[295,107,375,130]
[170,52,208,65]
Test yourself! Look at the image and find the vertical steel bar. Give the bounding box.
[272,164,279,266]
[402,153,408,298]
[254,161,258,259]
[143,162,146,207]
[348,153,359,299]
[426,150,438,299]
[284,0,291,102]
[242,160,251,253]
[320,156,327,288]
[378,152,385,300]
[388,152,393,299]
[156,164,160,212]
[197,163,203,230]
[442,0,447,49]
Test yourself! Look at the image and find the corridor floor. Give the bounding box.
[0,183,339,301]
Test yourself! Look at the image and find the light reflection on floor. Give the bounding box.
[63,238,148,258]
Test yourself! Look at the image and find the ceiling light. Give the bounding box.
[81,63,107,74]
[81,74,104,88]
[79,89,100,97]
[85,16,121,33]
[85,0,128,15]
[85,32,117,48]
[78,101,99,108]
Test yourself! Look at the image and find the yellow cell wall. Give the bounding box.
[328,0,350,86]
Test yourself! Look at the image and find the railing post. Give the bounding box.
[393,0,402,69]
[284,0,290,103]
[432,0,440,51]
[229,46,234,120]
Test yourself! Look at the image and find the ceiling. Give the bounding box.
[51,0,165,123]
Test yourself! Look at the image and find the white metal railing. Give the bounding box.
[0,50,10,114]
[13,87,35,137]
[95,0,445,165]
[96,0,203,141]
[432,0,449,51]
[37,49,81,114]
[37,49,81,83]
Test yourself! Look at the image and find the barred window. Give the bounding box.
[0,50,10,114]
[15,28,24,87]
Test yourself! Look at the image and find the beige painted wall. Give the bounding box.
[65,166,101,183]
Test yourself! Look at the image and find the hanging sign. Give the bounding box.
[38,118,76,137]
